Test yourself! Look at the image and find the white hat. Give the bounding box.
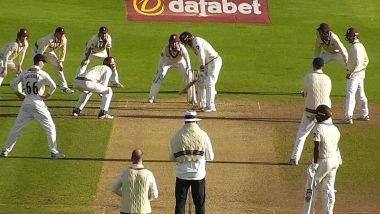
[183,111,202,122]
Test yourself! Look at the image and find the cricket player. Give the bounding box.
[34,27,74,94]
[289,57,331,165]
[72,57,115,120]
[0,28,29,89]
[302,105,340,214]
[148,34,196,104]
[341,27,369,124]
[180,32,222,112]
[80,26,123,88]
[0,54,65,159]
[314,23,348,68]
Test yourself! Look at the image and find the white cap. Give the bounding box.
[183,111,202,122]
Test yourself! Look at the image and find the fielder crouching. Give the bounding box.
[72,57,115,119]
[302,105,341,214]
[148,34,196,104]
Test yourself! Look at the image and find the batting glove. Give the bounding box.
[196,72,206,81]
[308,163,319,173]
[199,65,205,73]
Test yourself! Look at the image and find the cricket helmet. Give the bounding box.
[345,27,359,41]
[315,105,332,122]
[169,34,180,51]
[317,23,331,41]
[17,28,29,39]
[55,27,65,34]
[99,26,108,34]
[169,34,180,43]
[103,56,115,67]
[179,32,193,45]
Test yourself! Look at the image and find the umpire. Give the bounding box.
[170,111,214,214]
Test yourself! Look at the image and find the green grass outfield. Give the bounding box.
[0,0,380,213]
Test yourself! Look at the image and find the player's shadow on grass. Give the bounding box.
[3,156,290,165]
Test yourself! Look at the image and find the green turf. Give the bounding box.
[0,0,380,212]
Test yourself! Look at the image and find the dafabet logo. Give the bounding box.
[133,0,164,16]
[126,0,271,24]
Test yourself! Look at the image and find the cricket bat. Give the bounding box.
[179,79,198,95]
[302,167,316,214]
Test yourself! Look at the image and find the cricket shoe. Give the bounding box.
[51,152,65,159]
[202,107,216,112]
[0,149,8,157]
[288,159,298,166]
[72,108,83,117]
[358,115,370,121]
[113,82,124,88]
[99,113,114,120]
[340,117,353,124]
[147,98,154,103]
[62,87,74,94]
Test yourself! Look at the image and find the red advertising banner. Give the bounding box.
[125,0,271,24]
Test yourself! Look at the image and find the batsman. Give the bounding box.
[302,105,341,214]
[180,32,222,112]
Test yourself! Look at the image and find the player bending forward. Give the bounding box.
[148,34,196,104]
[0,29,29,90]
[302,105,341,214]
[72,57,115,119]
[79,26,123,88]
[34,27,74,94]
[180,32,222,112]
[314,23,348,69]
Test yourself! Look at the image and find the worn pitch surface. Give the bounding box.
[93,98,380,213]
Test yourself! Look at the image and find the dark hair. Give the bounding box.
[312,57,324,69]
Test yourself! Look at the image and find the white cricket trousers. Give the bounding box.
[33,50,69,89]
[290,113,316,162]
[0,60,23,91]
[3,102,59,154]
[302,156,339,214]
[149,59,196,102]
[320,52,346,68]
[73,79,113,111]
[198,56,222,109]
[345,77,369,118]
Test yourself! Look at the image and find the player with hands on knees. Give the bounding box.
[0,28,29,90]
[79,26,123,88]
[301,105,341,214]
[72,57,115,119]
[148,34,195,104]
[34,27,74,94]
[0,54,65,159]
[314,23,348,69]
